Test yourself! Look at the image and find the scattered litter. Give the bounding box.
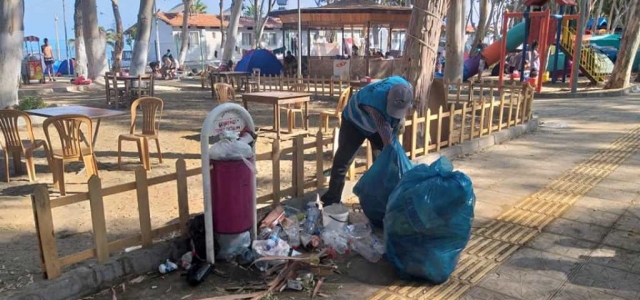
[158,259,178,274]
[312,277,324,299]
[166,285,172,293]
[286,278,303,291]
[111,287,117,300]
[124,245,142,253]
[151,286,157,289]
[129,275,146,284]
[181,294,193,299]
[187,262,214,286]
[540,121,569,128]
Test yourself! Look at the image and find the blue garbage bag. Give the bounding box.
[353,138,412,228]
[384,157,475,283]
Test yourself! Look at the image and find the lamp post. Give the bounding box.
[62,0,71,76]
[297,0,302,78]
[54,15,61,60]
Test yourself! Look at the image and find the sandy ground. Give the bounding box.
[0,86,341,294]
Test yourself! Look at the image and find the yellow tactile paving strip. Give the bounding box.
[368,127,640,300]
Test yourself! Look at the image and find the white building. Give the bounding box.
[144,10,284,69]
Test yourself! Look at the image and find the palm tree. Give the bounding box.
[192,0,208,13]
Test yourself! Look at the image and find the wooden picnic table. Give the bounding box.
[242,91,311,139]
[27,106,126,172]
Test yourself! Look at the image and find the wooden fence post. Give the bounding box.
[316,131,325,188]
[436,106,443,151]
[329,79,334,99]
[32,185,61,279]
[366,140,373,168]
[272,140,281,205]
[176,159,190,236]
[479,99,486,137]
[88,175,110,262]
[470,101,477,140]
[449,104,455,145]
[498,90,506,130]
[410,110,418,159]
[135,168,153,248]
[292,135,305,197]
[424,108,431,152]
[460,103,466,143]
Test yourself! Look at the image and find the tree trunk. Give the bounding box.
[604,0,640,89]
[222,0,243,64]
[591,0,604,34]
[0,0,23,108]
[131,0,154,76]
[402,0,448,110]
[471,0,490,56]
[445,0,465,82]
[256,0,275,47]
[74,0,87,77]
[607,0,617,33]
[178,0,191,66]
[110,0,124,72]
[82,0,108,81]
[220,0,225,52]
[252,0,260,48]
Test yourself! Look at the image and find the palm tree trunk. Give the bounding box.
[604,0,640,89]
[130,0,154,76]
[82,0,108,80]
[0,0,23,108]
[74,0,88,77]
[111,0,124,72]
[222,0,243,64]
[178,0,192,66]
[445,0,465,82]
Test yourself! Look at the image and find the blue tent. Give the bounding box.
[57,59,75,75]
[235,49,283,76]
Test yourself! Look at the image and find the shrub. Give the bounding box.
[16,96,47,111]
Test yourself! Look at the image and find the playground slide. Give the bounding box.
[463,22,526,81]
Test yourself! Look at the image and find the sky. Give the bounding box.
[24,0,478,59]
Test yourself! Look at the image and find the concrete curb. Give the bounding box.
[7,239,188,300]
[413,117,539,165]
[18,85,102,97]
[533,87,632,99]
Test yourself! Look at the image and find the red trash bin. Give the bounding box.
[210,157,255,234]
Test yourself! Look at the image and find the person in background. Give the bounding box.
[529,41,540,73]
[321,76,413,206]
[436,51,444,74]
[41,38,55,82]
[284,51,297,76]
[162,49,173,61]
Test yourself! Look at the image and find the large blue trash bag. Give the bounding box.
[384,157,475,283]
[353,138,412,227]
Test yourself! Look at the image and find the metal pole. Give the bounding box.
[54,15,61,60]
[570,0,587,93]
[62,0,71,76]
[297,0,302,78]
[154,1,161,62]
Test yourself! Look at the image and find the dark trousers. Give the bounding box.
[321,119,384,205]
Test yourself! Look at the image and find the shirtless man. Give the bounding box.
[42,38,55,82]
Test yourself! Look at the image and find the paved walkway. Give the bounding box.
[87,92,640,300]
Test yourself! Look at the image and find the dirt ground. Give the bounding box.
[0,85,341,295]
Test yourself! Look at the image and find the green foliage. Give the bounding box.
[16,97,47,111]
[192,0,208,13]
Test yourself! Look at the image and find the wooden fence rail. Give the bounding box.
[32,80,534,279]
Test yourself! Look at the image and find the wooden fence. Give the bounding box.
[32,80,534,279]
[32,159,199,279]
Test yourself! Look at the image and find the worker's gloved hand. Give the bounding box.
[397,118,406,136]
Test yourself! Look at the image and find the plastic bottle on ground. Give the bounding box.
[265,226,282,250]
[303,206,320,235]
[321,230,350,254]
[285,221,301,248]
[351,236,384,263]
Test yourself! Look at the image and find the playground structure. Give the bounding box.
[464,0,613,93]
